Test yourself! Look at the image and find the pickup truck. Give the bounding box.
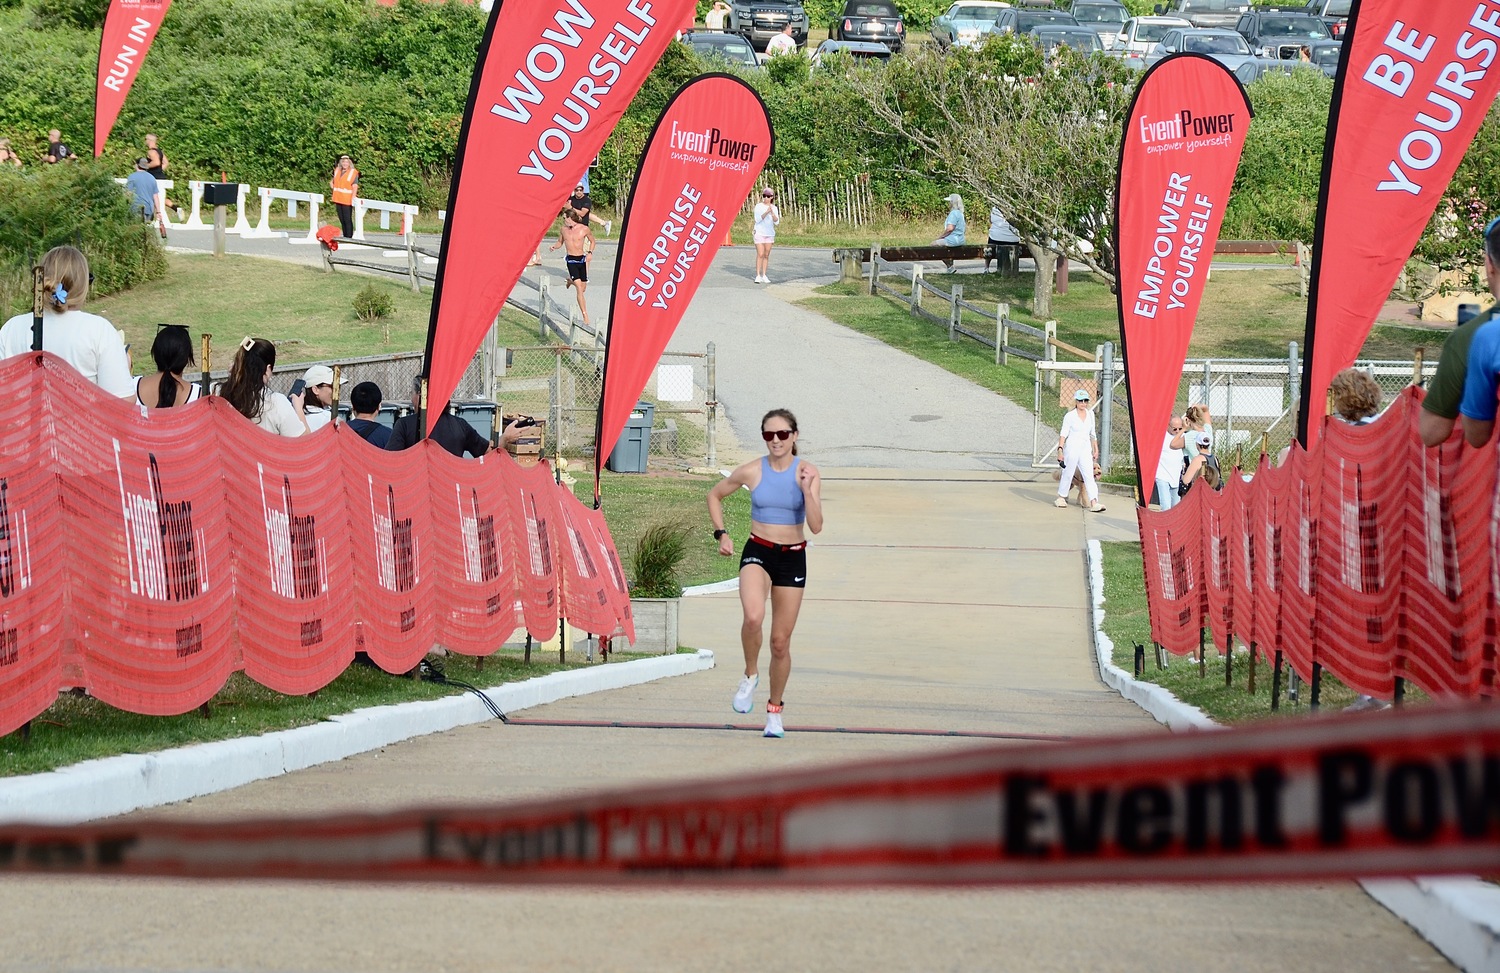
[1154,0,1250,30]
[1302,0,1350,38]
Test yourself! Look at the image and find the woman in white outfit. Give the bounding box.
[1056,388,1105,512]
[0,245,134,398]
[752,187,780,283]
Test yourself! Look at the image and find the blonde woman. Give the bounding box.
[0,138,21,168]
[0,246,133,397]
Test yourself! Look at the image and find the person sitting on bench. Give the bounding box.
[934,193,966,273]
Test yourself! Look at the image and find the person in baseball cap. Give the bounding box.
[301,364,335,431]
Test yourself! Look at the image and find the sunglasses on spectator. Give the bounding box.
[761,429,794,441]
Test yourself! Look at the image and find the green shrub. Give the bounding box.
[629,521,692,599]
[352,285,395,322]
[0,160,168,317]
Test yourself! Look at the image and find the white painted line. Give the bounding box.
[0,650,716,826]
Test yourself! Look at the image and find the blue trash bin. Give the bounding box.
[606,401,655,473]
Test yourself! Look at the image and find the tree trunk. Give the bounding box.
[1029,244,1057,318]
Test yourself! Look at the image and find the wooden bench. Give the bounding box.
[833,242,1021,281]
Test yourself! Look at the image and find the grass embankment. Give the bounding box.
[3,254,753,776]
[1096,540,1415,724]
[797,264,1439,477]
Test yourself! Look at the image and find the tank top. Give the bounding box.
[749,456,805,526]
[136,375,202,412]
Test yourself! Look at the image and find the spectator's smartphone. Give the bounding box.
[289,379,306,397]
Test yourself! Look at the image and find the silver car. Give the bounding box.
[1144,27,1276,83]
[931,0,1011,50]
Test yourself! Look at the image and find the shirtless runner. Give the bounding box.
[550,209,596,325]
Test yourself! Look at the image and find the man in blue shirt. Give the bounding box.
[1459,219,1500,447]
[124,158,157,221]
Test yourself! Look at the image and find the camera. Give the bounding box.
[512,416,537,428]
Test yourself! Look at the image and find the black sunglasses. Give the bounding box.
[761,429,794,441]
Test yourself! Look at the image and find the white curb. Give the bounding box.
[1084,539,1499,973]
[0,649,716,826]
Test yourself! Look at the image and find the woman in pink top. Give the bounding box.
[707,408,823,738]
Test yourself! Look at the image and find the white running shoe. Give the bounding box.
[764,706,784,738]
[733,674,758,713]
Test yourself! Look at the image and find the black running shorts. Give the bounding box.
[565,254,588,282]
[739,535,807,588]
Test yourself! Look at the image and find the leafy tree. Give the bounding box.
[0,160,168,315]
[1223,69,1332,243]
[847,35,1135,315]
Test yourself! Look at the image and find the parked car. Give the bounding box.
[932,0,1011,51]
[993,6,1079,36]
[1113,15,1191,67]
[1031,25,1104,55]
[1068,1,1128,49]
[727,0,810,51]
[1305,37,1342,76]
[1302,0,1350,38]
[810,38,894,68]
[1144,27,1275,82]
[1159,0,1251,30]
[829,0,906,52]
[680,30,763,69]
[1233,9,1330,60]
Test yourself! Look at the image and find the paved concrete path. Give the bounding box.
[6,232,1448,972]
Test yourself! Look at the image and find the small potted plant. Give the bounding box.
[627,520,691,654]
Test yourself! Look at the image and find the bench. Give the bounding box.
[833,242,1020,281]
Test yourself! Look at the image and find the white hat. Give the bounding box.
[303,364,334,386]
[1195,431,1213,447]
[945,193,963,204]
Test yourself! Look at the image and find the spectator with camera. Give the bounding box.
[298,365,335,432]
[385,375,527,457]
[218,337,308,437]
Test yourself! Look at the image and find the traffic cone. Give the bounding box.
[723,223,734,247]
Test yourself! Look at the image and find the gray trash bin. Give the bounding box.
[606,401,655,473]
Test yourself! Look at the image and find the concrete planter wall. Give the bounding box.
[626,597,680,654]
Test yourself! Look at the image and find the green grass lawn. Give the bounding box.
[89,252,543,369]
[0,650,676,778]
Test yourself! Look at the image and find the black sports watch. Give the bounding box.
[713,529,728,540]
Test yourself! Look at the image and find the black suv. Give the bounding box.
[993,6,1079,36]
[728,0,810,51]
[829,0,906,53]
[1234,8,1330,59]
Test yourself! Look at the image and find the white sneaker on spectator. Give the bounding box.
[733,674,758,713]
[1054,497,1068,508]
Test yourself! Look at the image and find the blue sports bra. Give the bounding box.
[749,456,805,526]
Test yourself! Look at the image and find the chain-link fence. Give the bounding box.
[223,339,718,469]
[495,344,716,468]
[1035,349,1437,473]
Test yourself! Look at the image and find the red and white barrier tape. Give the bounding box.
[2,701,1496,885]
